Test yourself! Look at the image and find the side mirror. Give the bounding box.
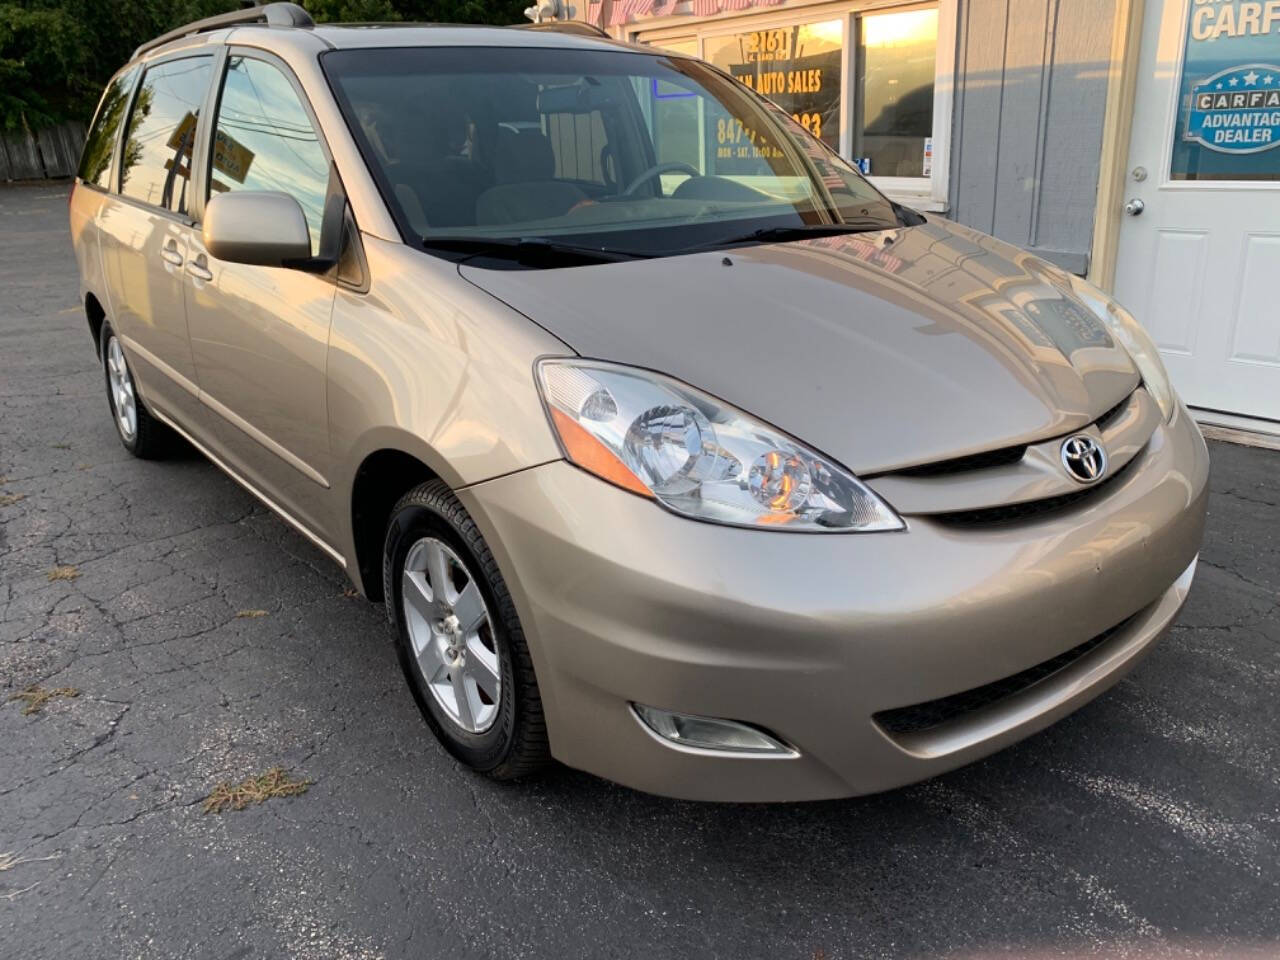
[203,191,312,268]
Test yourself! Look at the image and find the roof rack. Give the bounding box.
[132,2,314,60]
[515,20,610,38]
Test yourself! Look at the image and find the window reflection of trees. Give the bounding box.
[118,84,153,194]
[78,69,138,189]
[119,58,211,212]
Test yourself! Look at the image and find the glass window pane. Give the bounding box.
[545,107,610,184]
[78,66,139,190]
[854,8,937,179]
[705,21,843,154]
[323,46,898,250]
[647,73,703,180]
[212,56,329,253]
[119,57,214,213]
[642,34,703,186]
[1171,10,1280,182]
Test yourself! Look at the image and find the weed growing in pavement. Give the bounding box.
[7,686,80,716]
[46,565,79,581]
[202,767,312,814]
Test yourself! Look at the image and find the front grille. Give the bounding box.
[873,613,1138,736]
[930,450,1140,527]
[1095,391,1134,432]
[891,390,1136,482]
[894,444,1027,478]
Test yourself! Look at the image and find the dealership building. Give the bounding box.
[574,0,1280,432]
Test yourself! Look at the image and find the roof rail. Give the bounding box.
[132,2,314,60]
[514,20,610,38]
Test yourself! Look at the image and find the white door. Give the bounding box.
[1113,0,1280,423]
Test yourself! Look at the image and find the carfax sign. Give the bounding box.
[1172,0,1280,180]
[1186,64,1280,153]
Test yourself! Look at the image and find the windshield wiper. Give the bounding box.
[422,235,653,266]
[674,220,893,254]
[891,201,927,227]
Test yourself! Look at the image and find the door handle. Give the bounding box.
[160,243,183,266]
[1124,198,1145,217]
[186,255,213,282]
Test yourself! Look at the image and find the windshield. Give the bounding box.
[321,45,902,261]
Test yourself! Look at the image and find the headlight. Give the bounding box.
[1069,276,1176,422]
[536,359,903,533]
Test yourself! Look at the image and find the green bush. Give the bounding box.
[0,0,529,131]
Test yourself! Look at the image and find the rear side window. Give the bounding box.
[210,56,329,254]
[78,66,139,189]
[120,56,214,214]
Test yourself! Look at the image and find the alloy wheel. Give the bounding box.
[105,336,137,442]
[401,537,502,734]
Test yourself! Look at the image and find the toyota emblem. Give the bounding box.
[1060,434,1107,484]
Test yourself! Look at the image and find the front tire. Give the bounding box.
[383,479,549,779]
[101,324,170,458]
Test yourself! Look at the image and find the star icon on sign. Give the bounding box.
[1244,70,1259,86]
[1229,76,1239,86]
[1265,75,1276,85]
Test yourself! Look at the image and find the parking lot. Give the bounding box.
[1,181,1278,959]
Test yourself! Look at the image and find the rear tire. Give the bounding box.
[383,479,549,779]
[101,323,171,459]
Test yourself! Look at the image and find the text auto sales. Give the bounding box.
[736,68,823,96]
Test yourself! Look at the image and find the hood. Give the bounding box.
[459,218,1139,475]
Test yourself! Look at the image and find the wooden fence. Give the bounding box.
[0,121,87,182]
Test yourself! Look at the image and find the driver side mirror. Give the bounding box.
[203,191,312,268]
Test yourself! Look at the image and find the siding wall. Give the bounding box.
[949,0,1116,274]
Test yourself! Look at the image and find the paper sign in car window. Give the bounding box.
[211,127,255,187]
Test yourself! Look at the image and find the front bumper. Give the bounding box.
[458,407,1209,801]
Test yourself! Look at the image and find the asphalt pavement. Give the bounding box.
[2,182,1278,959]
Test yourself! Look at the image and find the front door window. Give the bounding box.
[211,56,330,253]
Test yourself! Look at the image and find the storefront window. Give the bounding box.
[853,7,937,179]
[1171,0,1280,182]
[704,20,844,155]
[637,4,946,200]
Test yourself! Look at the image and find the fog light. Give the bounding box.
[632,704,795,755]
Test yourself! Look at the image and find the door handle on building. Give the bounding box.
[1124,198,1145,217]
[186,255,213,282]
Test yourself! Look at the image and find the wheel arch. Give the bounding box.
[349,446,444,603]
[85,292,107,356]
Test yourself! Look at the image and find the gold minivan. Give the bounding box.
[70,3,1208,801]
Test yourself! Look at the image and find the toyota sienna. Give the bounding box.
[68,4,1209,801]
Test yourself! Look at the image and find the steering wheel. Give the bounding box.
[620,161,701,198]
